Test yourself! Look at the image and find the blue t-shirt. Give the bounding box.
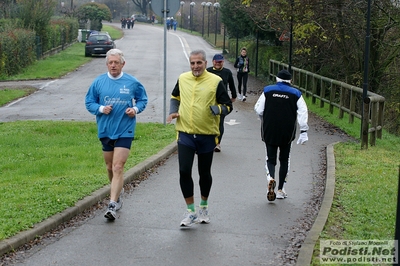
[85,72,148,139]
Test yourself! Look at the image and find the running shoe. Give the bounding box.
[104,202,117,221]
[266,176,276,201]
[198,206,210,224]
[276,188,288,199]
[180,210,199,227]
[242,95,247,102]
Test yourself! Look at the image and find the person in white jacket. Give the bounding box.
[254,69,309,201]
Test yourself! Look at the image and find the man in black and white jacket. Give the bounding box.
[254,69,309,201]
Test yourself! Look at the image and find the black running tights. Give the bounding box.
[237,72,248,96]
[265,143,291,190]
[178,144,214,199]
[217,114,226,144]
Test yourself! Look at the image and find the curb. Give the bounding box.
[296,142,338,266]
[0,141,177,257]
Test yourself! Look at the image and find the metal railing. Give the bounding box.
[269,60,385,148]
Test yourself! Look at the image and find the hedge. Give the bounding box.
[0,17,79,78]
[0,29,36,77]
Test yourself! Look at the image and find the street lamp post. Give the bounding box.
[201,2,206,36]
[361,0,372,149]
[190,2,196,32]
[148,1,152,20]
[180,1,185,29]
[288,0,294,73]
[213,2,220,46]
[223,24,226,53]
[206,2,212,37]
[127,1,130,18]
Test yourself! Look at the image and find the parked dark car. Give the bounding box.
[132,14,150,23]
[85,32,116,57]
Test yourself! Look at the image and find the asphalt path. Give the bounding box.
[0,22,221,123]
[0,22,351,265]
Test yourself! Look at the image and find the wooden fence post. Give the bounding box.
[377,101,384,139]
[370,101,377,146]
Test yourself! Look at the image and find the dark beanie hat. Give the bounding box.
[277,69,292,80]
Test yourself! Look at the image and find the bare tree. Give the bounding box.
[130,0,149,16]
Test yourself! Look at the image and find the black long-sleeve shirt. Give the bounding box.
[207,67,237,99]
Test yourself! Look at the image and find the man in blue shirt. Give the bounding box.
[85,49,148,220]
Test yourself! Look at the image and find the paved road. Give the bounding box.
[0,22,222,123]
[0,23,350,265]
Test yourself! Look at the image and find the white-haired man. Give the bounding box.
[85,49,148,220]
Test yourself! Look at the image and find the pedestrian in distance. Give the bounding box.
[254,69,309,201]
[167,49,233,227]
[234,47,250,101]
[85,49,148,220]
[130,17,135,28]
[166,17,171,30]
[207,53,237,152]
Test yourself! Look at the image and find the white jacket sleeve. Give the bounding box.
[297,96,309,131]
[254,94,265,116]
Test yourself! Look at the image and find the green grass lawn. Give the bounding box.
[305,97,400,266]
[0,24,177,241]
[1,25,123,81]
[3,43,91,80]
[0,120,176,240]
[0,87,37,106]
